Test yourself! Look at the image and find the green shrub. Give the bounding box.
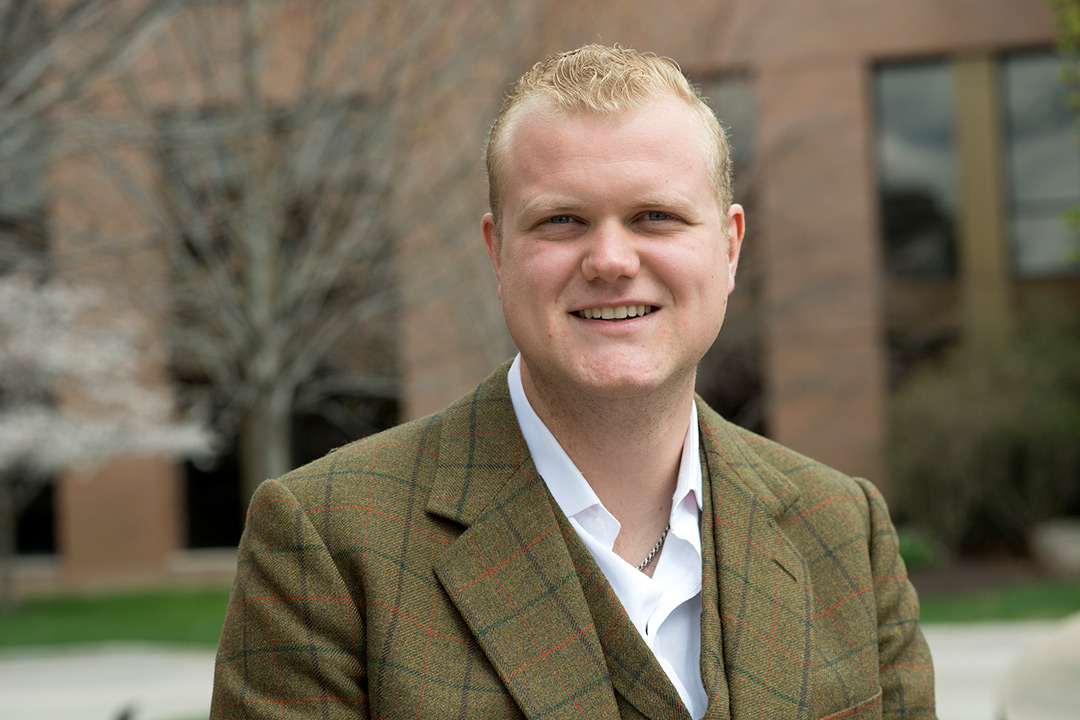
[896,525,942,572]
[888,303,1080,555]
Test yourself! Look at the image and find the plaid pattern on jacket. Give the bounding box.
[211,361,936,719]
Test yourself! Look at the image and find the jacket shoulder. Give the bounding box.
[273,409,446,504]
[697,400,868,499]
[734,422,865,493]
[270,359,519,513]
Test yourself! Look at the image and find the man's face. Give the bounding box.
[482,96,744,405]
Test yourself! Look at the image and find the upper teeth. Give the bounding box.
[577,305,652,320]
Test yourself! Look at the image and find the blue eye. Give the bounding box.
[645,211,672,221]
[549,215,573,224]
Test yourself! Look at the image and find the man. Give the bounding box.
[211,44,935,719]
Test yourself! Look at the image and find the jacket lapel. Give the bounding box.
[697,401,814,720]
[697,439,731,720]
[554,500,691,720]
[429,365,621,719]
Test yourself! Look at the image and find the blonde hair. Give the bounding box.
[484,43,733,232]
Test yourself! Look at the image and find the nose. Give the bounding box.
[580,222,640,283]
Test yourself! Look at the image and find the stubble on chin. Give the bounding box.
[520,353,698,436]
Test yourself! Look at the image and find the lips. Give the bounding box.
[575,304,654,320]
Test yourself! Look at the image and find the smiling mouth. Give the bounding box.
[575,305,654,321]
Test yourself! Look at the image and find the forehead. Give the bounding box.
[503,93,706,157]
[498,97,715,214]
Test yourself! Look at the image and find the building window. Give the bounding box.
[1002,50,1080,277]
[700,75,755,183]
[875,60,959,280]
[697,75,765,431]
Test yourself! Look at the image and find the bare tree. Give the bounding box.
[0,0,179,273]
[0,276,210,611]
[70,0,536,504]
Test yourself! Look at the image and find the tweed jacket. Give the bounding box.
[211,362,936,719]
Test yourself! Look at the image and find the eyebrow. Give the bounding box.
[636,196,697,212]
[512,198,581,230]
[515,194,697,224]
[517,197,581,217]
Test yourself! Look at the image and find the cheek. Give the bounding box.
[499,260,551,320]
[516,248,575,294]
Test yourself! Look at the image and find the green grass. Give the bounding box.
[2,578,1079,649]
[0,586,232,649]
[919,578,1080,624]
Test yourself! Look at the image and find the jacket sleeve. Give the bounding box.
[210,478,368,719]
[856,476,937,720]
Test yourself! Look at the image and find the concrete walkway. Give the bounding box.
[0,622,1064,719]
[0,644,215,720]
[999,613,1080,720]
[923,621,1056,720]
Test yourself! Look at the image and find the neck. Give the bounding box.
[521,364,694,537]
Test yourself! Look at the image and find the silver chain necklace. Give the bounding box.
[636,522,671,571]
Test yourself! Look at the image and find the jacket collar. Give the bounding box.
[425,362,804,524]
[426,359,526,527]
[427,363,814,719]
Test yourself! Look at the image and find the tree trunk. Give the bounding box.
[239,388,293,509]
[0,474,18,615]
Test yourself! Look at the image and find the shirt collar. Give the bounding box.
[507,354,703,525]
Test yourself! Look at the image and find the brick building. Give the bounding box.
[12,0,1079,592]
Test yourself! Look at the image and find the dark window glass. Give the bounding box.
[16,484,55,555]
[701,77,754,175]
[184,448,244,549]
[700,75,755,202]
[1002,50,1080,276]
[875,61,959,279]
[698,75,764,432]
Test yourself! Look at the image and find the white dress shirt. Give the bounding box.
[507,356,707,719]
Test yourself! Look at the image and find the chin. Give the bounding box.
[572,363,690,400]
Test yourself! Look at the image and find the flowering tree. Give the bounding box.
[0,276,211,611]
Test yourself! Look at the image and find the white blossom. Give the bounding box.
[0,276,212,477]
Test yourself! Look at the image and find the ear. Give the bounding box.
[724,204,746,295]
[481,213,502,299]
